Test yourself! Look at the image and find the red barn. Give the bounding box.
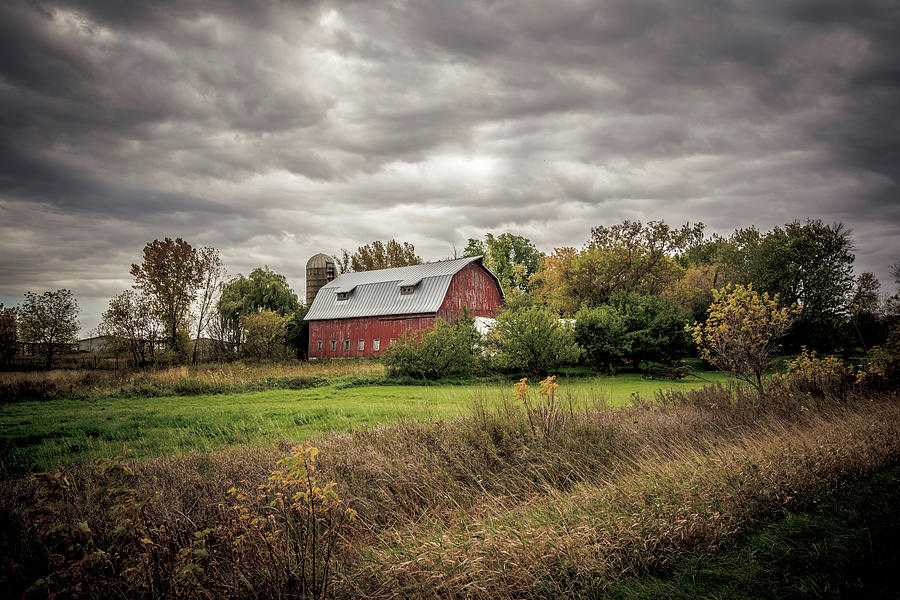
[306,256,504,358]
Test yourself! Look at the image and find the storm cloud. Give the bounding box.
[1,0,898,331]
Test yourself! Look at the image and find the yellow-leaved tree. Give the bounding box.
[687,284,798,397]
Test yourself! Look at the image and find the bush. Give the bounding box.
[486,305,581,375]
[609,291,690,369]
[382,317,482,379]
[859,323,900,387]
[574,305,627,374]
[771,348,851,400]
[687,284,797,396]
[240,311,290,361]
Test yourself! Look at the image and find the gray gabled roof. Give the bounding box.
[305,256,501,321]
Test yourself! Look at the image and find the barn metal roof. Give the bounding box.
[305,256,500,321]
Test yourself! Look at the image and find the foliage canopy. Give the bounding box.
[464,233,544,292]
[17,289,80,369]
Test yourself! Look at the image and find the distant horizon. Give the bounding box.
[0,215,893,338]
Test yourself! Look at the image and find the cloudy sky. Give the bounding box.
[1,0,898,333]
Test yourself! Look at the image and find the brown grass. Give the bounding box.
[0,359,384,400]
[1,382,898,598]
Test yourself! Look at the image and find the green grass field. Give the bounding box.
[0,372,728,479]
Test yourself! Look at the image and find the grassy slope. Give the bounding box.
[0,372,727,478]
[603,464,900,599]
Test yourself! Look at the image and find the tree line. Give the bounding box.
[384,219,900,386]
[3,220,898,372]
[0,238,425,368]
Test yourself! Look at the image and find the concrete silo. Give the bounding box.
[306,253,337,307]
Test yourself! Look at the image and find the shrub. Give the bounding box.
[219,443,356,599]
[771,348,851,400]
[23,444,354,600]
[574,305,628,374]
[0,380,68,402]
[382,316,482,379]
[487,305,581,375]
[171,377,221,396]
[609,291,690,369]
[859,323,900,387]
[687,284,797,397]
[27,452,161,598]
[513,375,568,440]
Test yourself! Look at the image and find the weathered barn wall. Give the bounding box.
[308,314,437,358]
[437,262,504,321]
[307,261,504,359]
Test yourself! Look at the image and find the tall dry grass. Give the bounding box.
[1,379,898,598]
[0,359,385,401]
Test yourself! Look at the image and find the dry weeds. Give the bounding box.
[1,382,898,598]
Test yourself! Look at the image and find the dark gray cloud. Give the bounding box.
[1,0,899,332]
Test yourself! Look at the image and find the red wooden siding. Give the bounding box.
[309,315,437,358]
[437,262,504,321]
[308,262,503,359]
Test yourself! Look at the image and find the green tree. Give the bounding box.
[675,222,729,268]
[502,288,540,311]
[382,316,481,379]
[610,292,689,369]
[0,303,17,365]
[487,305,581,375]
[745,221,854,352]
[130,238,203,355]
[714,226,764,286]
[588,220,689,294]
[574,305,628,374]
[98,290,160,365]
[463,233,544,292]
[217,267,301,351]
[346,240,422,272]
[240,311,290,361]
[284,305,310,359]
[845,272,883,352]
[18,289,79,369]
[530,246,586,316]
[687,284,797,396]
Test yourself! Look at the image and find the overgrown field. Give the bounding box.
[0,372,727,479]
[0,360,387,401]
[1,379,898,599]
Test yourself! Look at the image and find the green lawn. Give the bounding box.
[0,372,728,479]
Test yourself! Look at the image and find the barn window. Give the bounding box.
[390,338,397,347]
[336,292,349,301]
[400,285,415,295]
[330,340,336,352]
[358,339,365,351]
[344,340,350,351]
[373,339,380,351]
[317,340,322,352]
